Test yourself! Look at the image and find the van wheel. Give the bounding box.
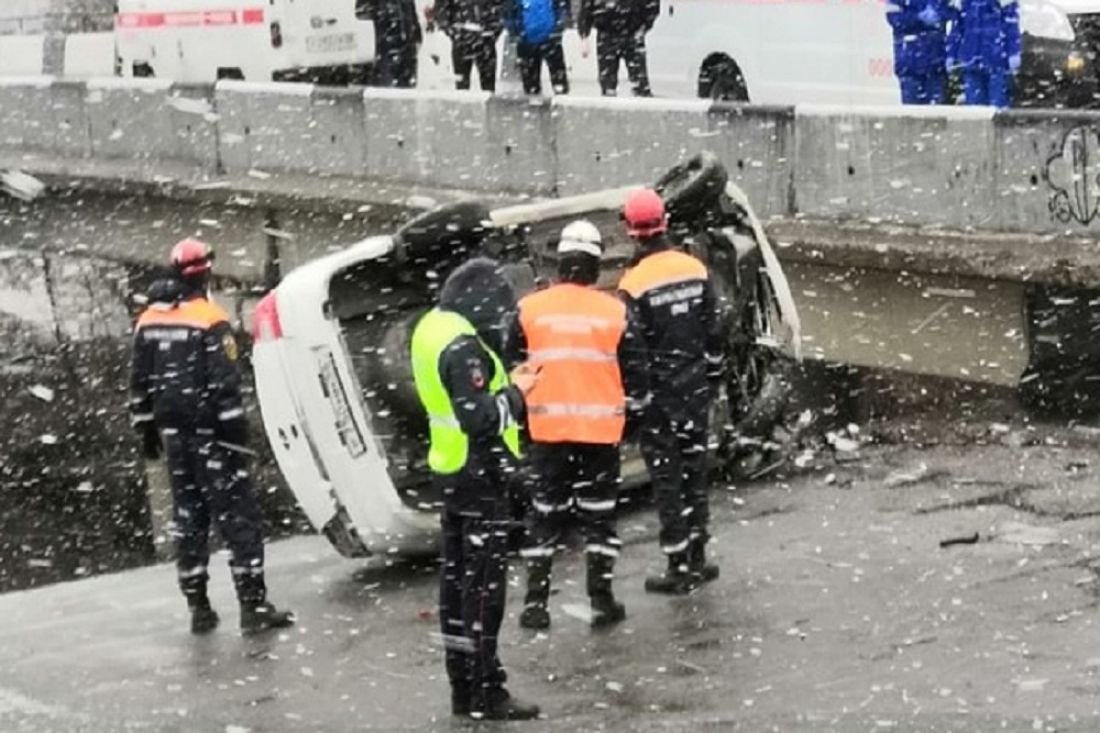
[133,62,155,78]
[217,67,245,81]
[698,56,748,102]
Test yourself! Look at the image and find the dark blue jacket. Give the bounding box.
[947,0,1020,71]
[886,0,953,77]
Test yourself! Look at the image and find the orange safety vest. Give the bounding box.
[518,283,628,445]
[618,248,708,300]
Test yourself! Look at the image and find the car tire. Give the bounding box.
[699,56,748,103]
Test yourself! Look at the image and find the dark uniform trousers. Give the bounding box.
[374,41,418,87]
[163,428,266,604]
[523,443,621,569]
[439,503,510,703]
[640,408,710,554]
[451,31,498,91]
[517,39,568,95]
[596,27,651,96]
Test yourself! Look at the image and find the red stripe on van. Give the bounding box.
[116,8,264,29]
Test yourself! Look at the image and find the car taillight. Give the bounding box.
[270,21,283,48]
[252,292,283,342]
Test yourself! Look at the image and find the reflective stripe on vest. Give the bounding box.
[410,308,520,475]
[518,283,627,445]
[618,248,709,300]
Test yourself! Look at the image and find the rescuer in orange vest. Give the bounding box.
[505,220,650,630]
[618,189,726,595]
[130,239,295,636]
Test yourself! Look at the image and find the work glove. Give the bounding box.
[917,5,940,26]
[140,424,161,461]
[1008,53,1021,73]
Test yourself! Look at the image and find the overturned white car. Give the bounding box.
[251,155,801,558]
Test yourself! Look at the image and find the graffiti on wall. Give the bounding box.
[1047,126,1100,226]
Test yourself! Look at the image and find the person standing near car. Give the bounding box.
[410,257,542,721]
[948,0,1020,107]
[617,189,726,595]
[130,239,295,636]
[434,0,505,91]
[886,0,954,104]
[368,0,423,87]
[505,0,571,95]
[506,221,649,631]
[577,0,659,97]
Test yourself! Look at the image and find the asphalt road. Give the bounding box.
[4,423,1100,732]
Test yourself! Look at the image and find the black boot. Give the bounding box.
[644,552,693,595]
[188,595,219,635]
[587,553,625,628]
[689,537,720,584]
[474,688,541,721]
[519,557,552,630]
[451,684,471,717]
[240,600,295,636]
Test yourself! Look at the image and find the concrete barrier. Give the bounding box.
[215,81,315,174]
[485,95,556,196]
[0,77,56,151]
[308,87,368,178]
[85,78,177,161]
[553,96,714,197]
[792,105,997,229]
[165,83,219,172]
[994,109,1100,234]
[363,88,493,192]
[17,80,1100,238]
[48,79,92,157]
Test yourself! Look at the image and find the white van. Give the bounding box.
[418,0,1098,106]
[251,157,801,558]
[114,0,375,83]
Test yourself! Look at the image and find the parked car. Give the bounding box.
[250,155,802,558]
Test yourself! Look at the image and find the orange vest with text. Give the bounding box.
[518,283,628,445]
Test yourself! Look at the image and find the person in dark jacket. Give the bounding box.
[367,0,423,87]
[505,0,571,95]
[434,0,505,91]
[411,257,541,721]
[948,0,1020,107]
[616,189,725,596]
[130,239,294,636]
[886,0,953,104]
[504,220,650,631]
[578,0,659,96]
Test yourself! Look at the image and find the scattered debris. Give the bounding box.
[28,385,54,402]
[939,532,979,548]
[995,521,1059,547]
[885,462,930,488]
[1,170,46,201]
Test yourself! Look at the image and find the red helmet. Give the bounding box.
[622,188,667,238]
[170,238,214,276]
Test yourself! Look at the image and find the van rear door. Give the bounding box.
[280,0,373,68]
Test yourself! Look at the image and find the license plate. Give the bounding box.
[305,32,356,53]
[316,349,367,458]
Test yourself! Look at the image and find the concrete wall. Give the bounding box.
[8,78,1100,234]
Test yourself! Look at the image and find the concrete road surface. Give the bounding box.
[3,426,1100,732]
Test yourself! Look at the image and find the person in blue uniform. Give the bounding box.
[886,0,953,104]
[948,0,1021,108]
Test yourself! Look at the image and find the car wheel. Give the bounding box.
[699,56,748,103]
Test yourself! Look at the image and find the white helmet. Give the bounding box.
[558,219,603,258]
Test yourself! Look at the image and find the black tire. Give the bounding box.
[699,57,748,103]
[656,151,729,225]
